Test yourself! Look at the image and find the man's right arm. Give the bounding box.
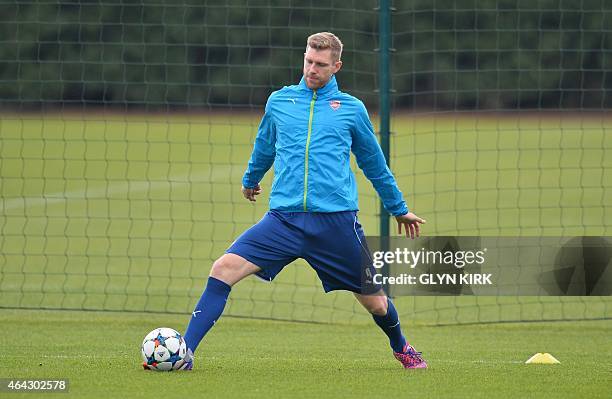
[242,99,276,193]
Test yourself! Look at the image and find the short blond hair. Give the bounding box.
[306,32,343,62]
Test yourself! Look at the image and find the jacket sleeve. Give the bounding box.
[351,101,408,216]
[242,98,276,188]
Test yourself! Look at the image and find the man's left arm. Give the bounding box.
[351,101,426,238]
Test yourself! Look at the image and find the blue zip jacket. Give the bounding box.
[242,75,408,216]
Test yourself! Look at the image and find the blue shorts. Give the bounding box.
[226,210,380,294]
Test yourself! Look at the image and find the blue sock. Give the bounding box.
[372,297,407,353]
[183,276,231,353]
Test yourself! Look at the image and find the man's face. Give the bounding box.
[303,46,342,89]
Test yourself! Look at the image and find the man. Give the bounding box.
[181,32,427,370]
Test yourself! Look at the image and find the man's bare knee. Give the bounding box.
[209,258,228,280]
[355,293,388,316]
[209,256,239,284]
[209,254,260,286]
[368,301,388,316]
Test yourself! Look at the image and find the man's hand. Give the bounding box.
[395,212,426,239]
[242,184,262,202]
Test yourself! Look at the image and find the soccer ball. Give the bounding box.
[141,327,187,371]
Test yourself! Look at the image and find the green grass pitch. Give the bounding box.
[1,113,610,322]
[1,309,611,398]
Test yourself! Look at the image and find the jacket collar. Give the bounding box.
[298,74,338,96]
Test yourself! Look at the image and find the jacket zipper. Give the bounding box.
[303,90,317,211]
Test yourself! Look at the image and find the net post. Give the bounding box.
[378,0,392,239]
[378,0,392,296]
